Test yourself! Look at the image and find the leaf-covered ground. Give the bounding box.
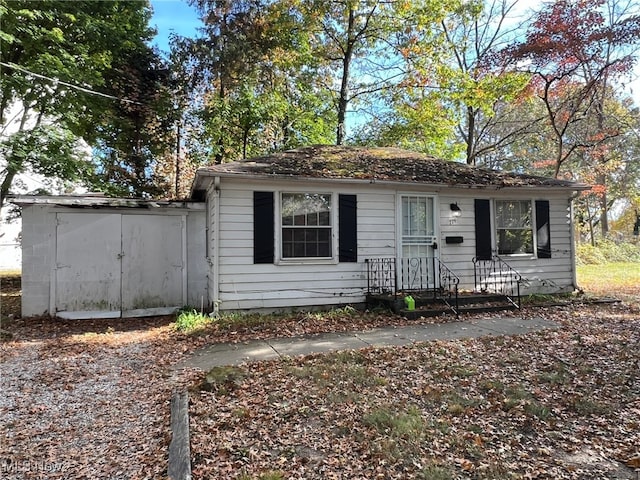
[188,303,640,480]
[1,294,639,479]
[0,316,196,479]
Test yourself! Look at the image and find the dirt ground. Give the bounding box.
[0,274,20,320]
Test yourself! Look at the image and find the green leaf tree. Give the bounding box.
[0,0,170,207]
[171,0,335,165]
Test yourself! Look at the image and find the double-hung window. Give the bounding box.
[495,200,533,255]
[281,193,332,258]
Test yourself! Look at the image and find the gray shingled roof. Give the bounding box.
[195,145,589,189]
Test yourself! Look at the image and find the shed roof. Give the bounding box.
[9,194,205,209]
[193,145,589,191]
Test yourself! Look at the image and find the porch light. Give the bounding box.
[450,203,461,217]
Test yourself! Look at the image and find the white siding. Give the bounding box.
[437,192,576,294]
[213,179,396,310]
[210,179,579,311]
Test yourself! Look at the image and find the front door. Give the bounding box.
[400,195,437,290]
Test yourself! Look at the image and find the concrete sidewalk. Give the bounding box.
[175,316,560,371]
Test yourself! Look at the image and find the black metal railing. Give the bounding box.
[472,255,522,308]
[365,257,460,314]
[365,258,396,295]
[399,257,434,293]
[437,259,460,316]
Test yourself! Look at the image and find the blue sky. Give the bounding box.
[149,0,201,53]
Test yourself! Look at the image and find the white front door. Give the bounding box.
[400,195,437,290]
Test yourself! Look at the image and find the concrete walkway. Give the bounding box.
[175,316,560,371]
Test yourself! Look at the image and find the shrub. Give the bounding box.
[576,240,640,265]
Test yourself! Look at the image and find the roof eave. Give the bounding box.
[192,170,591,192]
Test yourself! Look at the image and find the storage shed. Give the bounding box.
[12,195,207,318]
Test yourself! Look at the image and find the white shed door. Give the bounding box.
[121,215,184,316]
[55,212,185,319]
[56,213,122,317]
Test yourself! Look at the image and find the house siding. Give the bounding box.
[212,179,578,311]
[214,180,395,310]
[437,192,575,294]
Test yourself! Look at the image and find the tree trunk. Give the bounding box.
[336,8,356,146]
[0,104,32,209]
[242,128,249,160]
[597,174,609,239]
[0,169,17,211]
[554,138,563,179]
[466,106,476,165]
[175,121,181,198]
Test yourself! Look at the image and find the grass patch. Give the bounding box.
[567,396,611,416]
[523,401,551,420]
[577,241,640,264]
[175,308,211,332]
[536,362,570,386]
[286,349,386,389]
[420,463,456,480]
[363,404,427,463]
[577,262,640,295]
[363,404,425,439]
[238,471,285,480]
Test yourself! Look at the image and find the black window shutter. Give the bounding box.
[339,194,357,262]
[253,191,274,264]
[535,200,552,258]
[474,199,492,260]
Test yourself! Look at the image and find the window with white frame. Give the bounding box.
[495,200,533,255]
[281,193,332,258]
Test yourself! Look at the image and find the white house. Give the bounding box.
[12,145,589,318]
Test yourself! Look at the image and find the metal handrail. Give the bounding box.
[435,258,460,317]
[472,255,522,309]
[365,257,460,315]
[365,258,397,295]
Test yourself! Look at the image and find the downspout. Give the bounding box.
[569,191,581,291]
[212,176,221,314]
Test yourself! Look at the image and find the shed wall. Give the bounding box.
[20,204,207,318]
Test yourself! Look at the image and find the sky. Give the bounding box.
[149,0,201,53]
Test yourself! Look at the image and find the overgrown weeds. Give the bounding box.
[174,308,211,332]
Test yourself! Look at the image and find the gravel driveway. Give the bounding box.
[0,317,194,480]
